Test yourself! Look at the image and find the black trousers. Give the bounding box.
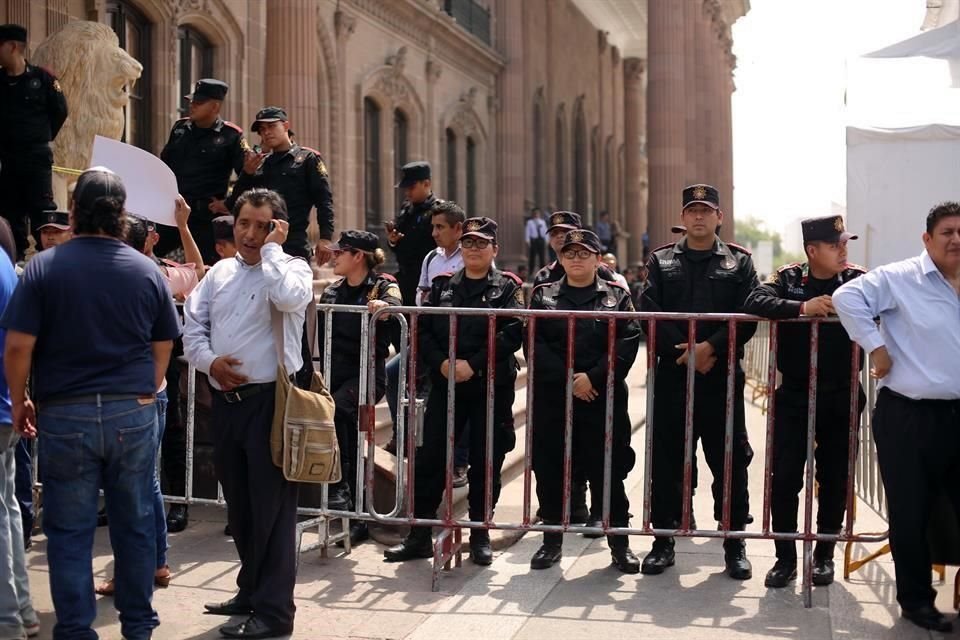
[532,383,635,528]
[161,345,186,498]
[212,388,298,630]
[527,238,546,273]
[330,375,387,507]
[771,383,865,560]
[412,377,516,527]
[872,388,960,610]
[649,366,753,534]
[0,145,56,260]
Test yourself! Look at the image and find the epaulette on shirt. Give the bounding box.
[222,120,243,134]
[777,262,803,273]
[432,271,455,282]
[378,272,398,282]
[502,271,523,286]
[726,242,752,255]
[651,242,674,254]
[845,262,867,273]
[300,146,321,156]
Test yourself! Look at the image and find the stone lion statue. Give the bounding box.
[33,21,142,174]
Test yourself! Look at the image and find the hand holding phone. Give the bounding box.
[264,219,288,246]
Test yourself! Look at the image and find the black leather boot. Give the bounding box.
[608,535,640,574]
[530,531,563,570]
[166,504,189,533]
[764,558,797,588]
[723,539,752,580]
[383,527,433,562]
[469,529,493,566]
[641,537,675,575]
[812,540,836,586]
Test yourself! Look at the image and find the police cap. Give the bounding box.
[547,211,582,232]
[801,215,858,244]
[329,229,380,253]
[0,24,27,43]
[461,217,498,243]
[37,210,70,231]
[682,184,720,210]
[560,229,602,254]
[396,161,432,188]
[251,106,288,133]
[185,78,228,102]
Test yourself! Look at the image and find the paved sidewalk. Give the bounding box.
[22,373,959,640]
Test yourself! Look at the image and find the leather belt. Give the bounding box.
[216,382,277,404]
[41,393,154,408]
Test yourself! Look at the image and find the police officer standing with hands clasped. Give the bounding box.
[641,184,759,580]
[160,78,246,262]
[744,215,866,589]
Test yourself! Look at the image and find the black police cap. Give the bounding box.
[560,229,602,254]
[37,210,70,230]
[461,217,498,243]
[682,184,720,210]
[547,210,582,232]
[330,229,380,253]
[251,106,288,132]
[0,24,27,42]
[212,215,235,242]
[801,215,858,244]
[185,78,228,102]
[396,161,432,188]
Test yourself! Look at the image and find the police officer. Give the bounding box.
[228,106,335,264]
[744,215,866,588]
[0,24,68,260]
[35,210,71,250]
[160,78,246,262]
[384,217,522,566]
[387,161,438,306]
[528,229,641,573]
[641,184,759,580]
[317,230,402,544]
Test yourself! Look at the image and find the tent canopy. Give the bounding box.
[865,19,960,59]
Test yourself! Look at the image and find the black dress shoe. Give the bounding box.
[724,541,752,580]
[530,544,562,569]
[336,521,370,548]
[811,557,835,586]
[166,505,188,533]
[383,532,433,562]
[470,540,493,566]
[641,539,675,575]
[901,605,953,632]
[219,615,292,639]
[610,546,641,574]
[204,595,254,616]
[764,559,797,588]
[582,519,604,539]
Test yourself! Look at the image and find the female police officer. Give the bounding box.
[384,217,523,566]
[528,229,642,573]
[318,230,402,544]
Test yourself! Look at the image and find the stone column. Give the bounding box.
[684,1,700,185]
[647,0,687,249]
[718,48,735,241]
[623,57,645,263]
[265,0,320,147]
[694,0,713,185]
[496,0,525,264]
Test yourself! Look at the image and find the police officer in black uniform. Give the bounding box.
[228,106,335,264]
[0,23,68,260]
[387,161,438,306]
[384,217,522,566]
[318,230,402,544]
[160,78,246,262]
[528,229,642,573]
[744,215,866,588]
[641,184,759,580]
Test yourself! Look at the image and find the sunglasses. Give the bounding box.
[562,249,596,260]
[461,237,492,250]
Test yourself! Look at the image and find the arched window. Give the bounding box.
[446,128,458,201]
[178,26,214,117]
[364,98,382,231]
[393,109,408,210]
[532,95,545,208]
[466,137,477,215]
[555,106,566,209]
[107,1,151,149]
[573,102,587,218]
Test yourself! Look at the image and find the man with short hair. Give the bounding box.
[184,188,313,639]
[744,215,866,589]
[525,207,547,272]
[160,78,246,262]
[1,167,180,640]
[387,161,438,306]
[35,210,71,250]
[834,202,960,633]
[0,23,68,260]
[212,215,237,261]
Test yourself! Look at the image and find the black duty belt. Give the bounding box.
[41,393,155,408]
[880,387,960,407]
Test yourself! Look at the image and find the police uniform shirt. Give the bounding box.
[160,117,246,202]
[744,262,865,387]
[390,194,438,270]
[0,63,68,148]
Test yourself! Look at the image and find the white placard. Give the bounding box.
[89,135,178,226]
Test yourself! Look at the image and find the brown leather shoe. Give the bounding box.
[154,565,172,588]
[94,578,115,596]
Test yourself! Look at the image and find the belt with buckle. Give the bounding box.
[217,382,277,404]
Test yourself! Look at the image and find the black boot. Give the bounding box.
[336,520,370,548]
[641,537,675,575]
[530,531,563,570]
[723,539,752,580]
[383,527,433,562]
[608,535,640,574]
[327,477,352,512]
[469,529,493,566]
[571,480,590,524]
[812,540,836,586]
[166,504,188,533]
[764,558,797,588]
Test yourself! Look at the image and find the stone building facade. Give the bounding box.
[1,0,748,266]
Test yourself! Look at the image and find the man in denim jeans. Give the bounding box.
[1,167,181,640]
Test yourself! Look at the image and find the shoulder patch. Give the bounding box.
[502,271,524,286]
[726,242,752,255]
[222,120,243,133]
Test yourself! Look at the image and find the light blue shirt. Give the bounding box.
[833,250,960,400]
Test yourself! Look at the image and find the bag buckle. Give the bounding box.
[224,390,243,403]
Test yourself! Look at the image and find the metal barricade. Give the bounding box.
[361,305,888,606]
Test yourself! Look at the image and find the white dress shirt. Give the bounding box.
[525,217,547,243]
[416,245,464,306]
[833,250,960,400]
[183,243,314,390]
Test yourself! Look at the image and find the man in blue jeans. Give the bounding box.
[1,167,181,640]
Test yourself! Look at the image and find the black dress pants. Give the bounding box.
[212,388,298,631]
[872,388,960,610]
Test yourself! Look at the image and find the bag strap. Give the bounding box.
[269,303,285,369]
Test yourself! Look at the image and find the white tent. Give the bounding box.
[845,20,960,268]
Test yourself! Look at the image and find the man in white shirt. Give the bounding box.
[183,188,313,639]
[525,207,547,273]
[833,202,960,633]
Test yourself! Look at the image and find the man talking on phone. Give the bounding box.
[388,161,437,306]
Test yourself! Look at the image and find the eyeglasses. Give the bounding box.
[562,249,595,260]
[332,248,358,257]
[461,237,492,250]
